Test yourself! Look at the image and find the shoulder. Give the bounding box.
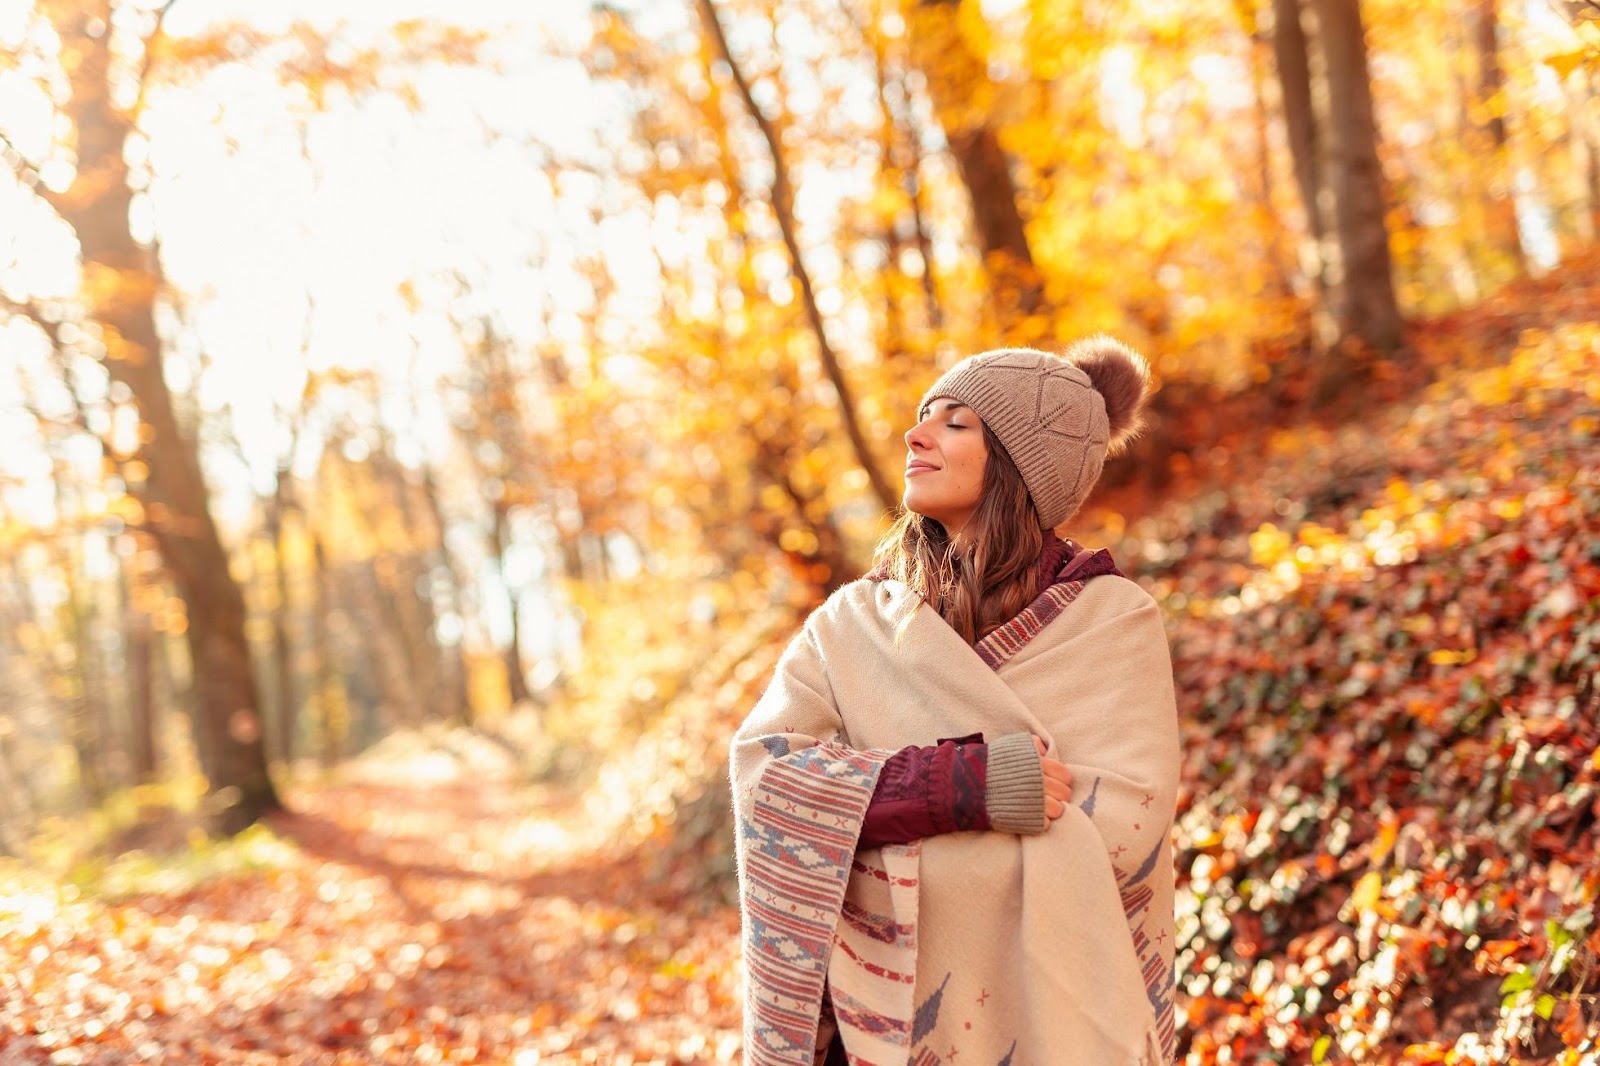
[802,577,916,642]
[1032,573,1167,649]
[1074,573,1159,615]
[801,577,882,633]
[821,575,914,615]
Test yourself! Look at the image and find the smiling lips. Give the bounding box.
[906,460,938,476]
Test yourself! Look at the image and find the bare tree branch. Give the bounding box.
[0,130,66,217]
[132,0,182,119]
[1547,0,1600,25]
[0,294,127,472]
[693,0,898,514]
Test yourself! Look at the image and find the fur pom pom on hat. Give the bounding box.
[917,336,1151,528]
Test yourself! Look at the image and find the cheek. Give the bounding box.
[954,440,988,492]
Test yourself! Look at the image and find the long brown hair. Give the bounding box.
[871,423,1043,644]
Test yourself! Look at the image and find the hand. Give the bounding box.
[1033,735,1073,827]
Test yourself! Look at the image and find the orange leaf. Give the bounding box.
[1560,998,1587,1048]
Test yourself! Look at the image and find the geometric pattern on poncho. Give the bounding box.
[741,743,884,1065]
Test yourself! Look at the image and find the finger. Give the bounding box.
[1040,760,1071,783]
[1044,796,1065,821]
[1032,735,1047,757]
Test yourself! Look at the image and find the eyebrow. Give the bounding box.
[920,400,970,418]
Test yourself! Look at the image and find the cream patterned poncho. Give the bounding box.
[731,572,1180,1065]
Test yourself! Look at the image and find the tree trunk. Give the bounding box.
[0,729,32,856]
[118,558,159,784]
[371,429,456,724]
[49,480,107,807]
[365,557,428,728]
[905,135,946,334]
[43,0,278,833]
[0,564,43,850]
[343,558,406,748]
[417,463,475,725]
[310,530,345,769]
[1585,118,1600,246]
[696,0,899,514]
[488,498,533,707]
[907,0,1043,335]
[1470,0,1527,273]
[1473,0,1507,151]
[1272,0,1330,297]
[126,607,159,784]
[1310,0,1404,366]
[266,485,298,766]
[1246,2,1298,301]
[178,578,276,831]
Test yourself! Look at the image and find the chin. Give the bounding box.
[901,494,934,521]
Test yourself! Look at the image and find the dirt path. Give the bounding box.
[0,776,744,1065]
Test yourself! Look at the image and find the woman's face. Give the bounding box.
[903,396,988,536]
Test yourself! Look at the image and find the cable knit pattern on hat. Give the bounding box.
[918,336,1150,528]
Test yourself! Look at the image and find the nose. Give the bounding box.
[905,419,932,452]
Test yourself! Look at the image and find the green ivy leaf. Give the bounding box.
[1535,993,1556,1020]
[1499,969,1535,995]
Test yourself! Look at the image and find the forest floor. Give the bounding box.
[0,751,746,1065]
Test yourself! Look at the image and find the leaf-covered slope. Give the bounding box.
[1134,322,1600,1062]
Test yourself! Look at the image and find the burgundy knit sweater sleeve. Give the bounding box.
[857,734,991,848]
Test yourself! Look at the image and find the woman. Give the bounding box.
[731,338,1180,1065]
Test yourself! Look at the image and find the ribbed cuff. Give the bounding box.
[985,732,1046,835]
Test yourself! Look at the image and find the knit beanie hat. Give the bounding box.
[917,336,1151,529]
